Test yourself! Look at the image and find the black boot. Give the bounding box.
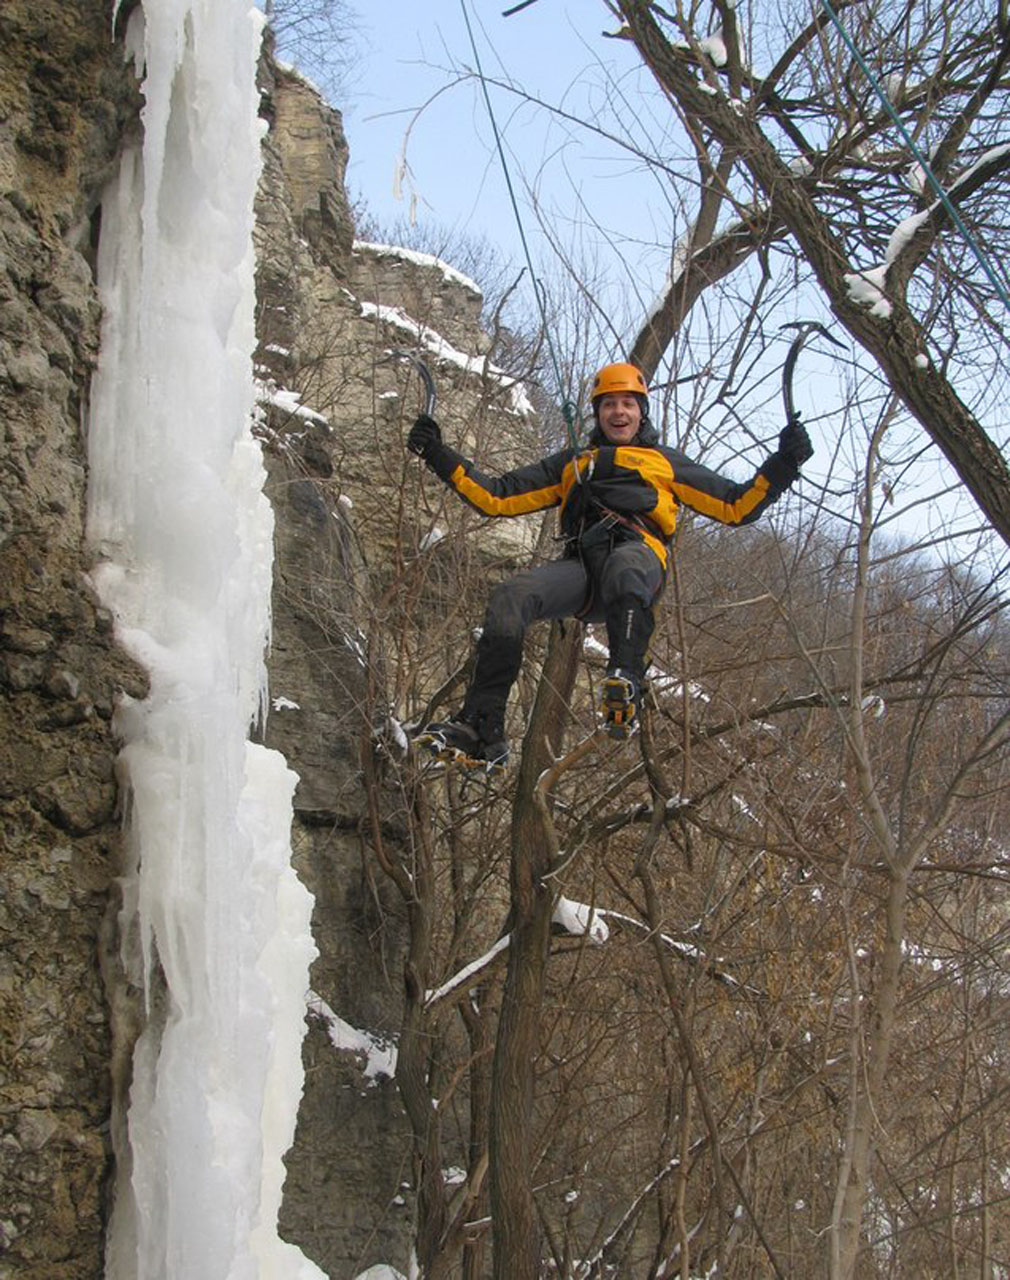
[415,711,509,771]
[416,631,520,771]
[602,597,653,739]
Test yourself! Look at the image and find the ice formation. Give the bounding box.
[87,2,323,1276]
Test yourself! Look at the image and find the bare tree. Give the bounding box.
[270,28,1010,1267]
[264,0,358,102]
[612,0,1010,543]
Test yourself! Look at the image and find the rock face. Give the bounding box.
[2,11,542,1278]
[0,3,145,1276]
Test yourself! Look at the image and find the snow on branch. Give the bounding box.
[425,935,511,1008]
[552,895,610,943]
[425,895,609,1010]
[846,141,1010,318]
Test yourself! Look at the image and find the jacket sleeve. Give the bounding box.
[667,448,798,526]
[425,442,572,518]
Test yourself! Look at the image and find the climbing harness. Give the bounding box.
[780,321,845,424]
[383,348,437,417]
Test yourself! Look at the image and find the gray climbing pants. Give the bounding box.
[461,540,663,719]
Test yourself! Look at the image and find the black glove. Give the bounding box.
[778,415,814,468]
[407,413,442,461]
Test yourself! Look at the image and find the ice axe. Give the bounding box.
[780,321,845,424]
[384,348,437,418]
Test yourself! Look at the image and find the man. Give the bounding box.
[407,361,812,769]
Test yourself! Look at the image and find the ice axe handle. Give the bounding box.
[780,322,845,423]
[387,349,437,418]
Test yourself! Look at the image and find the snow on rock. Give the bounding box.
[583,630,609,661]
[419,525,446,551]
[256,379,330,426]
[87,2,323,1277]
[359,300,535,416]
[353,240,483,298]
[308,993,398,1084]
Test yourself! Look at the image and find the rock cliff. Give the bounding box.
[2,7,544,1277]
[1,4,146,1275]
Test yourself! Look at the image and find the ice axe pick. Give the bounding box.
[780,321,845,424]
[384,348,437,418]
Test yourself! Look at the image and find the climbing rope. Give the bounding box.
[819,0,1010,317]
[458,0,582,448]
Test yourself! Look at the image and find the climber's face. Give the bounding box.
[597,393,642,445]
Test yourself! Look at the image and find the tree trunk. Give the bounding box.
[489,622,581,1279]
[829,865,909,1280]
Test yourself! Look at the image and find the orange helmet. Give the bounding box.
[590,361,649,402]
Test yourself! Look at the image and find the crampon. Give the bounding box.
[601,670,640,740]
[413,719,509,776]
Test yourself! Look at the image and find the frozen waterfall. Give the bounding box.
[86,2,323,1276]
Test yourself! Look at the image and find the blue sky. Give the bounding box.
[340,2,668,306]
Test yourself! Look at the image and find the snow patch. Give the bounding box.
[553,896,610,944]
[308,993,398,1084]
[362,303,534,416]
[353,240,484,298]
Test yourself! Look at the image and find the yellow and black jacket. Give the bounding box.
[425,422,798,571]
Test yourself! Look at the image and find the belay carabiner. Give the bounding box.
[780,322,846,424]
[384,348,437,418]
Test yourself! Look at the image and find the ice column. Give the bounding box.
[87,2,323,1277]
